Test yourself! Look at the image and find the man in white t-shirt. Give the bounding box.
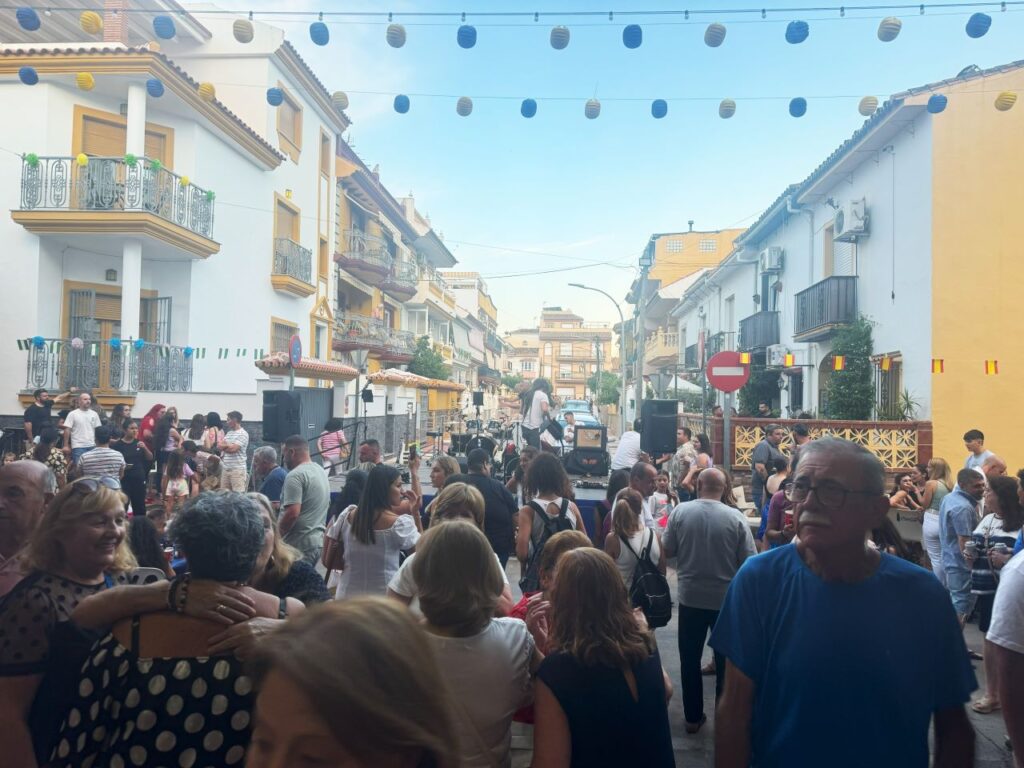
[628,460,658,529]
[611,419,644,471]
[218,410,250,491]
[63,392,101,464]
[987,550,1024,757]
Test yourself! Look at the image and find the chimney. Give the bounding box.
[103,0,131,45]
[688,219,694,232]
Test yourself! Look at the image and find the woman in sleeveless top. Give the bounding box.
[515,453,586,570]
[604,489,665,585]
[680,433,714,493]
[921,457,952,585]
[51,493,303,768]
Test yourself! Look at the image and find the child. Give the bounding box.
[161,450,192,517]
[201,454,222,492]
[651,470,679,525]
[2,452,16,465]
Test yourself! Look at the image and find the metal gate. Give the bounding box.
[139,297,171,343]
[294,387,333,445]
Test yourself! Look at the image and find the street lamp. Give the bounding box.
[569,282,627,436]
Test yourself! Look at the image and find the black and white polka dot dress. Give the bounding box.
[49,617,255,768]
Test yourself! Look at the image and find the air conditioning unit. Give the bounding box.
[759,247,784,273]
[767,344,788,368]
[833,198,869,242]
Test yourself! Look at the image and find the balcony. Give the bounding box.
[645,331,679,365]
[684,343,698,369]
[332,313,414,363]
[478,365,502,386]
[335,229,392,286]
[794,276,858,341]
[484,329,503,353]
[382,260,419,302]
[12,155,218,259]
[23,338,193,395]
[738,311,780,351]
[271,237,315,297]
[706,331,729,357]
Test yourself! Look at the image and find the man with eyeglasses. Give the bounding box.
[710,437,976,768]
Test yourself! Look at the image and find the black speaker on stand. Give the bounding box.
[262,390,301,443]
[640,399,678,458]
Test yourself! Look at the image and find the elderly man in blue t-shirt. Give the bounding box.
[710,437,976,768]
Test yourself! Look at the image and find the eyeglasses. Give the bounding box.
[71,476,122,494]
[785,480,879,508]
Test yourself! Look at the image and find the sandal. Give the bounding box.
[971,696,1001,714]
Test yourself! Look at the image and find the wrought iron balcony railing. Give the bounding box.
[333,314,415,359]
[23,338,193,393]
[273,237,313,285]
[19,155,215,239]
[794,276,858,340]
[339,229,392,271]
[738,311,780,351]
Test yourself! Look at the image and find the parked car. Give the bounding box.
[560,399,593,414]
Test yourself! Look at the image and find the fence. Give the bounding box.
[23,339,194,393]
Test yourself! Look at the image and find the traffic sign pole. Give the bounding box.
[705,351,751,469]
[724,392,732,470]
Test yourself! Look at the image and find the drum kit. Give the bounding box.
[445,412,517,478]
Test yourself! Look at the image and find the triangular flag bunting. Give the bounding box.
[16,339,25,350]
[832,355,846,372]
[236,348,247,358]
[783,353,795,367]
[738,352,751,365]
[218,348,229,359]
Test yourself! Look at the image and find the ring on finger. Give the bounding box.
[216,603,225,613]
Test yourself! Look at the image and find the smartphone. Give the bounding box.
[409,444,417,461]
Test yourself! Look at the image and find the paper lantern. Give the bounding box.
[24,152,39,167]
[232,19,254,43]
[719,99,736,119]
[651,99,668,119]
[16,7,40,31]
[310,20,329,45]
[134,339,145,350]
[386,23,406,48]
[266,87,284,106]
[789,97,807,117]
[585,98,601,119]
[456,96,473,116]
[332,91,349,111]
[394,94,410,113]
[550,26,570,49]
[149,159,162,171]
[76,153,89,167]
[738,352,751,365]
[832,355,846,372]
[76,72,95,91]
[80,10,102,35]
[879,357,892,372]
[18,66,38,85]
[205,190,215,202]
[457,24,476,49]
[858,96,879,116]
[109,338,122,350]
[927,93,948,114]
[966,12,991,39]
[184,346,194,358]
[198,82,216,102]
[622,24,642,49]
[71,337,84,350]
[146,78,164,98]
[783,353,795,368]
[179,175,190,187]
[995,91,1017,112]
[877,17,902,42]
[985,360,999,375]
[521,98,538,118]
[704,23,726,47]
[153,15,176,40]
[124,153,138,167]
[785,20,809,44]
[31,335,45,349]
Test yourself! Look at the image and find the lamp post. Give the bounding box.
[569,282,627,437]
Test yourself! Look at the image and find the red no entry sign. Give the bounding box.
[706,350,751,393]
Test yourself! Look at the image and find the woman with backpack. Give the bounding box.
[515,453,586,593]
[603,489,666,585]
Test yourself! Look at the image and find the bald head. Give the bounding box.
[982,454,1007,479]
[696,467,727,499]
[0,461,55,559]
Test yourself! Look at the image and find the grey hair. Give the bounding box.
[2,460,57,495]
[169,492,265,582]
[40,467,57,495]
[798,437,885,494]
[253,445,278,465]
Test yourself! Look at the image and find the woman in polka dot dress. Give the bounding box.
[50,493,304,768]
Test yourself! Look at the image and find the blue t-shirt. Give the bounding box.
[938,489,979,573]
[259,466,288,503]
[709,546,976,768]
[1015,530,1023,555]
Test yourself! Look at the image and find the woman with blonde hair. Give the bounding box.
[247,598,460,768]
[604,488,665,586]
[532,548,674,768]
[921,457,952,584]
[0,478,136,766]
[415,522,542,768]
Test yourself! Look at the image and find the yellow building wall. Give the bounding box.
[929,68,1024,469]
[649,228,744,286]
[428,390,459,411]
[479,291,498,323]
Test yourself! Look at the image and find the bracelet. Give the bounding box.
[173,574,191,614]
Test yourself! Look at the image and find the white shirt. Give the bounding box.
[964,450,994,471]
[988,550,1024,654]
[327,505,420,599]
[221,428,249,471]
[424,619,534,768]
[389,550,510,615]
[64,408,101,449]
[612,527,661,586]
[611,430,642,470]
[522,391,549,430]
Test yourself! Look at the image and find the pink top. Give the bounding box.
[320,429,346,458]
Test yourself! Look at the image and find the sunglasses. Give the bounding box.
[72,477,122,494]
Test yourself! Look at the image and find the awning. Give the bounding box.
[366,369,465,392]
[255,353,358,382]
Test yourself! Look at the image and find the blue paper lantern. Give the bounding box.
[521,98,537,118]
[927,93,948,114]
[18,66,38,85]
[785,20,809,44]
[966,12,991,39]
[134,339,145,350]
[584,99,601,119]
[457,24,476,49]
[146,78,164,98]
[704,23,727,47]
[16,7,40,31]
[550,26,570,50]
[386,23,407,48]
[789,97,807,117]
[267,87,284,106]
[394,94,410,114]
[651,99,668,119]
[153,15,176,39]
[184,346,194,358]
[622,24,642,49]
[109,338,122,350]
[456,97,473,117]
[310,20,329,46]
[31,335,45,349]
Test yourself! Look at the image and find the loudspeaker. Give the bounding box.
[472,391,485,407]
[262,390,301,443]
[563,448,609,477]
[640,399,678,457]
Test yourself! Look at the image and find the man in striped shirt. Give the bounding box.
[76,426,125,480]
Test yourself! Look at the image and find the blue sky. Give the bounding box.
[219,1,1024,330]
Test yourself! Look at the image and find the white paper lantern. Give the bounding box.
[585,98,601,119]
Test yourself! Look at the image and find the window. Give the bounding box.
[699,239,717,252]
[275,196,300,242]
[665,239,683,253]
[558,364,572,378]
[276,85,303,162]
[318,237,329,281]
[522,361,535,372]
[561,323,574,328]
[543,342,552,356]
[542,364,552,378]
[559,342,573,357]
[271,319,298,354]
[590,364,597,373]
[319,131,331,177]
[876,357,904,419]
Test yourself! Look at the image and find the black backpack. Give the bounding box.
[621,529,673,629]
[519,498,574,592]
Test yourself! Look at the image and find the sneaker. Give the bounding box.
[685,714,707,734]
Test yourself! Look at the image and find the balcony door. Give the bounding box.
[77,107,172,165]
